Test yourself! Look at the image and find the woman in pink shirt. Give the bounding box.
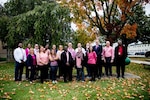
[36,46,49,83]
[87,46,97,81]
[75,47,85,82]
[25,43,31,80]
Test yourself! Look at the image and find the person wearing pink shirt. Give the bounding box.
[25,43,31,80]
[102,41,114,77]
[75,47,85,82]
[36,46,49,83]
[45,44,51,56]
[87,46,97,81]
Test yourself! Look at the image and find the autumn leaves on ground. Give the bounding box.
[0,62,149,100]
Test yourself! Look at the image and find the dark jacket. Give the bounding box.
[114,45,127,64]
[61,51,74,67]
[27,54,37,67]
[93,45,102,58]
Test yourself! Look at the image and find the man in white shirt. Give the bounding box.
[75,43,86,56]
[14,43,26,81]
[34,44,39,55]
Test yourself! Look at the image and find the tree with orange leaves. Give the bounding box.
[57,0,149,45]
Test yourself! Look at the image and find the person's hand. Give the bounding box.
[111,59,113,63]
[21,60,24,63]
[28,66,31,69]
[104,59,106,63]
[66,63,70,66]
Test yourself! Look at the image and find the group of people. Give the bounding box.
[13,39,127,84]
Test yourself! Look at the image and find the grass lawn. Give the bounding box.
[0,62,150,100]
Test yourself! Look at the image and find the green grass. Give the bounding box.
[0,62,150,100]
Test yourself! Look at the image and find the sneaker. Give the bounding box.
[52,81,55,84]
[55,80,58,83]
[82,80,85,82]
[30,81,33,84]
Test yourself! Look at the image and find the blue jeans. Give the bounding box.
[15,61,24,81]
[50,66,58,81]
[76,68,84,81]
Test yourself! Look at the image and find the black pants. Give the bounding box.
[105,57,112,76]
[96,58,102,77]
[38,65,48,83]
[15,62,24,81]
[58,60,63,77]
[88,64,96,81]
[26,65,29,79]
[29,65,36,81]
[63,66,72,82]
[116,57,125,78]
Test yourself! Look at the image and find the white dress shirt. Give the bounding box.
[75,47,86,56]
[14,47,27,63]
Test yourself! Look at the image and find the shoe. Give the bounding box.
[30,81,33,84]
[82,80,85,82]
[55,80,58,83]
[98,76,101,79]
[64,80,67,83]
[122,76,125,78]
[52,81,55,84]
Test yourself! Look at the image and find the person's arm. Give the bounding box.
[36,53,44,65]
[14,49,21,63]
[23,49,27,62]
[54,55,59,61]
[94,51,97,62]
[102,48,106,62]
[111,47,114,63]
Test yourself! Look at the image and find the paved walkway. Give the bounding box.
[21,72,141,81]
[131,59,150,65]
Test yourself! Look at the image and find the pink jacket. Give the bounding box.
[87,51,97,64]
[36,52,49,66]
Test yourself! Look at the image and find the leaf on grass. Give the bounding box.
[40,95,45,98]
[38,89,44,92]
[72,96,77,100]
[29,90,34,94]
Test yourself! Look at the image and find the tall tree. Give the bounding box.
[1,0,72,48]
[127,5,150,43]
[59,0,149,45]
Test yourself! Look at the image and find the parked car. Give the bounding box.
[135,52,145,55]
[145,51,150,57]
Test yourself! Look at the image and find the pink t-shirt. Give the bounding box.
[36,52,49,66]
[76,57,82,68]
[32,55,36,66]
[102,46,114,59]
[87,51,97,64]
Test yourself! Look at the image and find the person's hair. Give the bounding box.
[89,46,93,53]
[39,45,44,53]
[29,48,34,54]
[50,49,56,56]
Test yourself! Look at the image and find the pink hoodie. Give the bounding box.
[87,51,97,64]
